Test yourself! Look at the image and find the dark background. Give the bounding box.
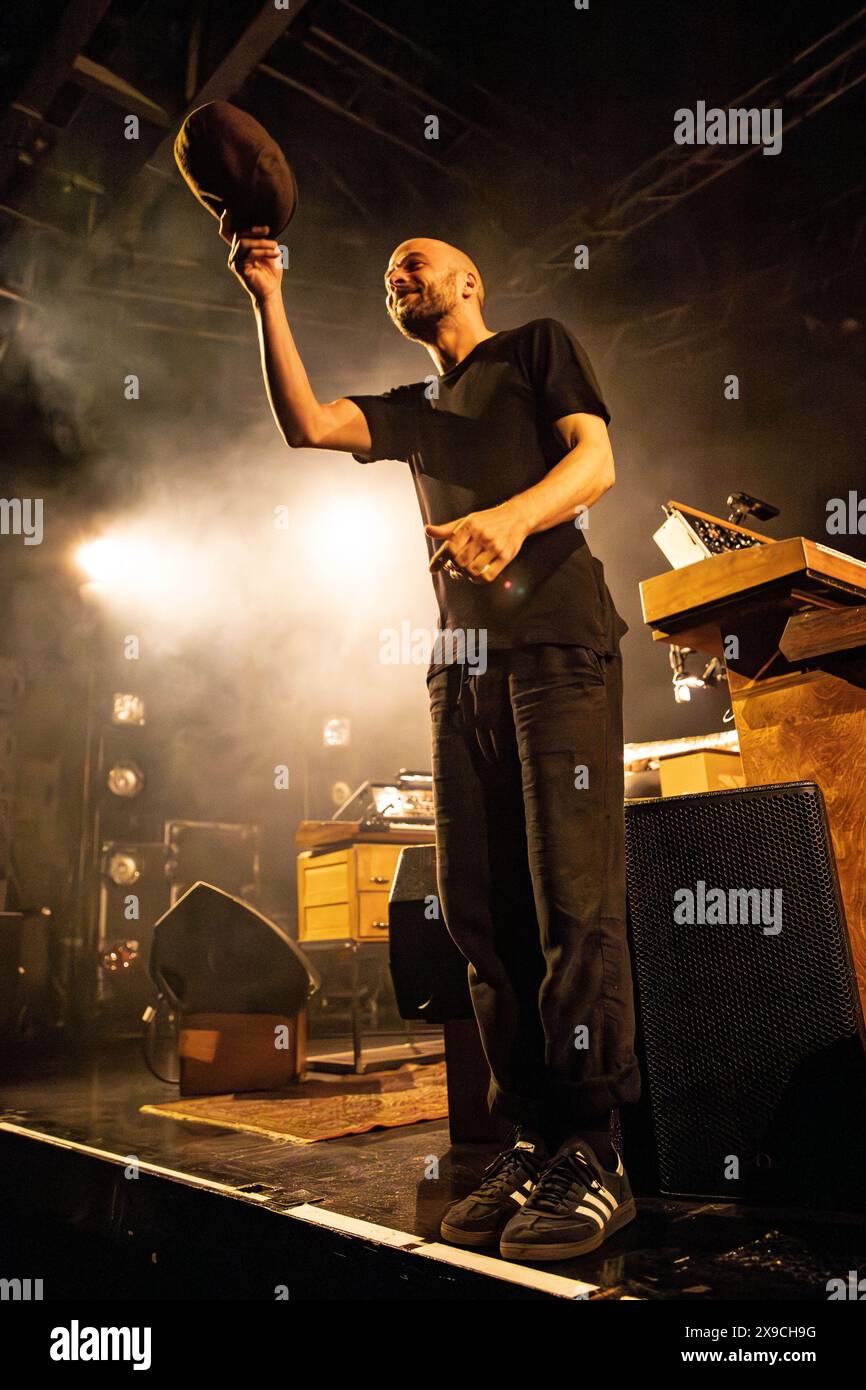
[0,0,863,923]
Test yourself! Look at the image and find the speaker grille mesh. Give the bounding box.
[624,781,863,1198]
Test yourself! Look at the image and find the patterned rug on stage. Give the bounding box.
[140,1061,449,1143]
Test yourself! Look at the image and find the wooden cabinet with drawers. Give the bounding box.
[297,841,412,941]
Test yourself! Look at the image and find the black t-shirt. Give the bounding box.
[348,318,627,677]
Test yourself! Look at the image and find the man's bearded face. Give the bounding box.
[387,267,460,341]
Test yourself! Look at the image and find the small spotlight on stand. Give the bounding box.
[669,646,726,703]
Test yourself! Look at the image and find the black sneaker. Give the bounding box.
[439,1131,548,1248]
[499,1141,636,1262]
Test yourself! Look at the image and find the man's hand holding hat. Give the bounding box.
[225,223,283,306]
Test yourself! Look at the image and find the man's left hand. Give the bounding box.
[425,501,529,583]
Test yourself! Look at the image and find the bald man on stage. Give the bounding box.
[226,227,640,1262]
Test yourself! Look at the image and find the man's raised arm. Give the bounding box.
[226,223,371,455]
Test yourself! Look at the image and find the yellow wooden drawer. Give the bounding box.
[358,892,390,939]
[301,854,349,907]
[301,901,351,941]
[354,844,402,893]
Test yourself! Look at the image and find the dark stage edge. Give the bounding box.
[1,1043,864,1301]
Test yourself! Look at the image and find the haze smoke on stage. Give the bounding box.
[3,179,864,769]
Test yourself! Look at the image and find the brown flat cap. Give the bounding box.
[174,100,297,236]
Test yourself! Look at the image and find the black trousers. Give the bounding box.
[429,644,641,1134]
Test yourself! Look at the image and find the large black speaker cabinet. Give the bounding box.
[623,781,866,1208]
[388,845,472,1023]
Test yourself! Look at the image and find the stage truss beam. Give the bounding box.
[510,7,866,293]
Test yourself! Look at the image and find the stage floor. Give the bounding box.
[1,1039,864,1301]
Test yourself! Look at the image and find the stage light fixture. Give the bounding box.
[100,941,139,973]
[330,779,352,808]
[111,693,146,726]
[107,761,145,799]
[323,716,351,748]
[106,850,143,886]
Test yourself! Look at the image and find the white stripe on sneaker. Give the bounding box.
[581,1192,614,1219]
[574,1203,605,1228]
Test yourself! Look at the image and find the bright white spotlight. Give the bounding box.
[310,496,387,579]
[75,533,178,603]
[76,537,130,586]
